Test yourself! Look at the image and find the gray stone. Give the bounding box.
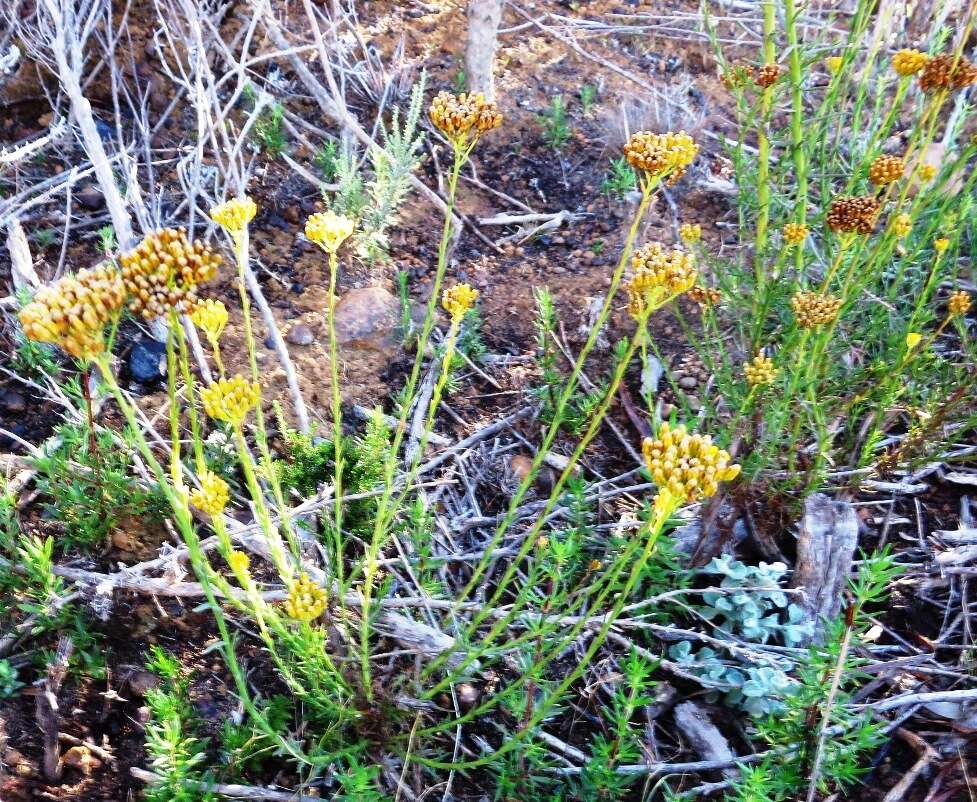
[285,323,314,346]
[332,286,401,352]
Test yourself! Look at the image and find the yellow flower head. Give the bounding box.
[792,290,842,328]
[119,228,221,319]
[284,573,328,622]
[754,63,782,88]
[442,282,479,322]
[210,196,257,239]
[934,238,950,253]
[679,223,702,244]
[19,263,127,360]
[200,374,260,426]
[626,242,697,318]
[948,290,972,317]
[189,469,230,516]
[825,56,843,74]
[642,422,740,504]
[190,299,229,343]
[892,48,929,77]
[869,154,905,186]
[428,91,503,147]
[227,550,250,577]
[892,213,912,238]
[826,196,881,235]
[920,53,977,92]
[917,163,937,182]
[782,222,809,246]
[743,354,778,386]
[623,131,699,184]
[905,332,922,350]
[305,210,355,254]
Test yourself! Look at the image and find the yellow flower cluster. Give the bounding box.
[227,550,250,577]
[119,228,221,319]
[189,469,230,516]
[917,163,937,182]
[825,56,843,74]
[623,131,699,183]
[948,290,972,317]
[892,213,912,238]
[283,573,328,622]
[679,223,702,244]
[892,48,928,77]
[626,243,697,317]
[826,196,881,235]
[428,91,503,147]
[442,282,479,322]
[19,263,126,360]
[306,210,355,254]
[869,154,904,186]
[191,299,229,343]
[934,238,950,253]
[200,374,260,426]
[919,53,977,92]
[743,354,778,386]
[792,290,842,328]
[641,422,740,503]
[782,222,809,246]
[210,197,257,239]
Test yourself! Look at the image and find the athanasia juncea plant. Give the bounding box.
[669,556,814,716]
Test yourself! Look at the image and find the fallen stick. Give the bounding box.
[131,768,322,801]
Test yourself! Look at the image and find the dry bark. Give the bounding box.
[465,0,504,100]
[791,492,859,642]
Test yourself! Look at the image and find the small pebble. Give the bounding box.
[286,323,314,346]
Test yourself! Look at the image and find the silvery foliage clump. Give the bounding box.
[669,556,815,716]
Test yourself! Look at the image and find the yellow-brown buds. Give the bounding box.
[917,163,937,182]
[626,243,697,318]
[782,222,809,246]
[441,282,479,322]
[869,154,904,186]
[920,53,977,92]
[191,299,229,343]
[118,228,221,319]
[19,263,126,360]
[679,223,702,244]
[825,56,843,74]
[792,290,842,328]
[305,210,355,254]
[892,49,928,77]
[210,196,257,239]
[283,573,327,622]
[200,374,260,426]
[892,213,912,238]
[948,290,972,317]
[826,196,881,235]
[743,354,778,386]
[934,238,950,253]
[721,62,755,90]
[189,470,230,516]
[428,91,503,147]
[754,63,782,88]
[623,131,699,183]
[642,422,740,504]
[688,285,721,308]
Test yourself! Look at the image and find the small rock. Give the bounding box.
[285,323,314,346]
[332,286,401,353]
[687,395,702,412]
[678,375,698,390]
[76,186,104,210]
[1,390,26,413]
[457,682,479,709]
[126,670,159,697]
[264,334,276,349]
[127,338,166,383]
[283,205,300,224]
